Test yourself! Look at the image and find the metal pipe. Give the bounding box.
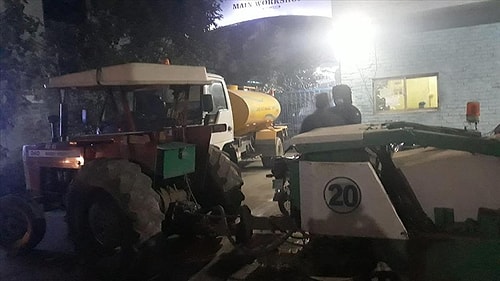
[59,90,67,141]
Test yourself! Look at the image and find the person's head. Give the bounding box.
[332,84,353,106]
[315,92,330,110]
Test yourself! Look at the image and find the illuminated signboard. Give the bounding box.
[216,0,332,27]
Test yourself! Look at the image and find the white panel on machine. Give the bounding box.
[299,161,408,240]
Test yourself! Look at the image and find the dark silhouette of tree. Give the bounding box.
[45,1,333,93]
[211,16,336,93]
[0,0,56,130]
[46,0,223,71]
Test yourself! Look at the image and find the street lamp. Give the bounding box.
[331,12,376,80]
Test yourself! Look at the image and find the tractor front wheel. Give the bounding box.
[66,159,164,261]
[0,195,46,255]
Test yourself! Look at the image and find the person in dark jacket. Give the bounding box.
[330,84,362,125]
[300,92,344,133]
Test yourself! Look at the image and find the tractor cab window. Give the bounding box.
[130,88,170,131]
[130,85,203,131]
[164,85,203,126]
[134,90,167,120]
[98,91,123,133]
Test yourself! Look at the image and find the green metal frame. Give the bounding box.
[294,122,500,157]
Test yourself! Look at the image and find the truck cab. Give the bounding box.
[205,74,235,151]
[206,74,288,167]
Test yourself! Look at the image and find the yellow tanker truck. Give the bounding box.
[206,74,288,168]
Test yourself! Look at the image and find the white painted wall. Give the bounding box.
[343,22,500,134]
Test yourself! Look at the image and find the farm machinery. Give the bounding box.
[269,122,500,280]
[0,63,248,260]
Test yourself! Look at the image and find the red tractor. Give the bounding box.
[0,63,247,258]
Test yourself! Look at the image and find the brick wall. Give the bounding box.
[343,22,500,134]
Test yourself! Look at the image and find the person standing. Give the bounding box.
[300,92,344,133]
[330,84,362,125]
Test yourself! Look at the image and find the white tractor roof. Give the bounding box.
[47,63,209,88]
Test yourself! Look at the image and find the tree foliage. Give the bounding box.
[48,1,333,94]
[55,0,224,71]
[212,16,337,93]
[46,1,333,94]
[0,0,55,130]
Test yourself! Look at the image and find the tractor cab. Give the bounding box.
[22,63,218,200]
[46,63,214,137]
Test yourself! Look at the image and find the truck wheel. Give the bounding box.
[0,195,46,255]
[66,159,164,259]
[261,138,284,169]
[204,145,244,216]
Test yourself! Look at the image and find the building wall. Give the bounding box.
[343,22,500,134]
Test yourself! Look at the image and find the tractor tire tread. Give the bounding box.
[207,145,244,215]
[69,159,164,246]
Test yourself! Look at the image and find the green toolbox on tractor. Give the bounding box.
[0,63,247,260]
[271,122,500,280]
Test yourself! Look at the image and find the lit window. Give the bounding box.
[374,74,438,112]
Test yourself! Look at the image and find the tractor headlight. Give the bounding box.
[76,156,84,166]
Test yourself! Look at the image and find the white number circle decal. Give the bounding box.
[323,177,361,214]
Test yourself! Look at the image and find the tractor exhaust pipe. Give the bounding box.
[48,91,67,143]
[59,102,67,141]
[48,115,59,143]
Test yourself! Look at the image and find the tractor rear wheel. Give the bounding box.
[204,145,244,217]
[0,195,46,255]
[66,159,164,260]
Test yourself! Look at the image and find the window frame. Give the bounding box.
[205,81,229,113]
[373,73,439,113]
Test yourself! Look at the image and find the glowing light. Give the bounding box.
[331,12,376,66]
[76,156,85,166]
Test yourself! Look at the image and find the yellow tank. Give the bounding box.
[227,87,281,136]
